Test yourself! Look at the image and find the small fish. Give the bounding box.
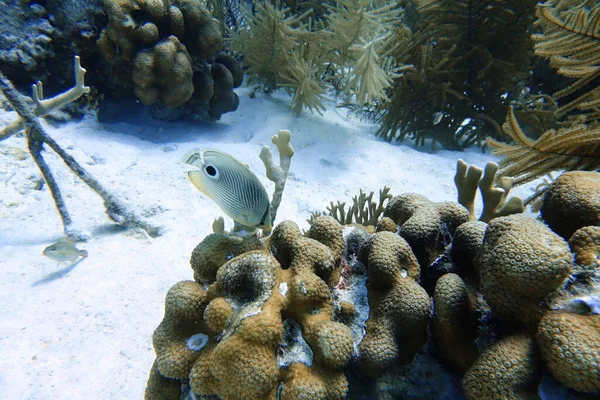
[433,111,444,125]
[42,240,88,266]
[184,149,272,230]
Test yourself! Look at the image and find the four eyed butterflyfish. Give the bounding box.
[184,149,272,230]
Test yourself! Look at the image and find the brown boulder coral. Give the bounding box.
[357,231,431,376]
[569,225,600,268]
[433,273,479,373]
[477,214,572,331]
[132,36,193,108]
[383,193,469,268]
[541,171,600,240]
[463,335,541,400]
[148,217,355,400]
[536,311,600,393]
[97,0,241,117]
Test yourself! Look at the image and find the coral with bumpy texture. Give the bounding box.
[383,194,469,268]
[450,220,487,280]
[132,36,193,108]
[152,280,209,379]
[536,311,600,393]
[149,217,354,400]
[357,231,431,376]
[280,363,348,400]
[145,360,181,400]
[541,171,600,240]
[463,335,540,400]
[98,0,241,117]
[358,231,420,283]
[189,233,264,283]
[568,226,600,268]
[433,273,479,373]
[477,214,572,331]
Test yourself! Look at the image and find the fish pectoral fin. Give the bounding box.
[186,170,208,194]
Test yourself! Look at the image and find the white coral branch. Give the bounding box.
[1,55,90,141]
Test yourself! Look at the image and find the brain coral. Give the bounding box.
[536,311,600,393]
[463,335,541,400]
[541,171,600,240]
[477,214,572,331]
[357,231,431,376]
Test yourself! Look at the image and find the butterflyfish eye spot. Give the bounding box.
[205,165,217,176]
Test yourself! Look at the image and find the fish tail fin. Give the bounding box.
[80,249,88,258]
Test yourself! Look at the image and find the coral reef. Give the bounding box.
[97,0,241,119]
[148,166,600,398]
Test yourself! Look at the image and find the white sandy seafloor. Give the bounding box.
[0,86,541,399]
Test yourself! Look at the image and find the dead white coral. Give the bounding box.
[0,56,90,141]
[260,129,294,225]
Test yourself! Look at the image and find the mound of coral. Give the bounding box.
[0,0,241,121]
[146,169,600,399]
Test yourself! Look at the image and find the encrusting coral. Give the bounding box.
[569,226,600,268]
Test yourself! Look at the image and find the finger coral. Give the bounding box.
[477,214,572,331]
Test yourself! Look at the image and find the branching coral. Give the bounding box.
[313,186,392,228]
[454,158,524,222]
[0,56,160,239]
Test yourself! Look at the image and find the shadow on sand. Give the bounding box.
[31,258,86,286]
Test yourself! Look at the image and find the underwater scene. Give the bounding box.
[0,0,599,399]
